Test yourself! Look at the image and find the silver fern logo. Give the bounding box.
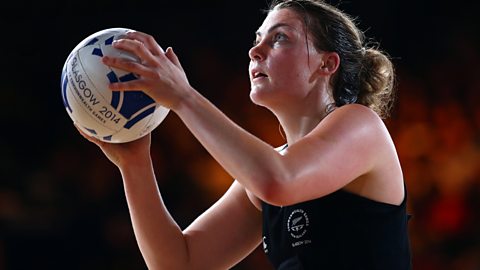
[287,209,309,239]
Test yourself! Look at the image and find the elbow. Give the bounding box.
[252,155,294,206]
[256,175,291,207]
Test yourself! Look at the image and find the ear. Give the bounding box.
[317,52,340,75]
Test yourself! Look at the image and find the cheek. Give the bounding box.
[273,51,311,77]
[272,60,309,87]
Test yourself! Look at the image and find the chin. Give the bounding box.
[250,89,278,110]
[249,87,266,105]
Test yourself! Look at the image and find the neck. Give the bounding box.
[266,79,336,145]
[275,101,334,145]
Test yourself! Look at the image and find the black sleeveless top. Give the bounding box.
[261,189,412,270]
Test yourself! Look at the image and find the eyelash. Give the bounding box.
[253,32,288,46]
[273,33,287,43]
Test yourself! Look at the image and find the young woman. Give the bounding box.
[78,0,412,269]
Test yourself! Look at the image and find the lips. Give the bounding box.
[251,68,268,80]
[253,72,267,78]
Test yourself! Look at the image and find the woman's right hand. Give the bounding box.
[101,31,191,112]
[75,124,152,169]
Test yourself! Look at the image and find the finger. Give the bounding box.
[125,31,165,56]
[108,79,149,92]
[74,123,104,146]
[112,39,159,66]
[102,55,154,77]
[165,47,185,72]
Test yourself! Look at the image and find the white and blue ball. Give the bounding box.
[61,27,169,143]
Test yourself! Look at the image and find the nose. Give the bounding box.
[248,43,265,62]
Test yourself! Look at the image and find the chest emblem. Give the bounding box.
[287,208,309,239]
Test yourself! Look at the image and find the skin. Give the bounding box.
[78,8,405,270]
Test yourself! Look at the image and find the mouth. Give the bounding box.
[252,71,268,79]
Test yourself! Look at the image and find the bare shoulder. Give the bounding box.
[315,103,399,176]
[327,105,404,205]
[330,104,383,125]
[317,104,389,140]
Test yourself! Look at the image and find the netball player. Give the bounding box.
[78,0,412,269]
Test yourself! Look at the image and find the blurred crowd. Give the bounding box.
[388,37,480,269]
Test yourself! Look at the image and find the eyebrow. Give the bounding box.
[255,23,293,37]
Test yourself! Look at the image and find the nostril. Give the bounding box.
[249,46,264,62]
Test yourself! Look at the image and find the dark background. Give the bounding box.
[1,0,480,269]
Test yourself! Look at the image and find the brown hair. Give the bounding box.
[269,0,396,118]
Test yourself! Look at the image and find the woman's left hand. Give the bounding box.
[102,30,191,110]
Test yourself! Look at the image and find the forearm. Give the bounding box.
[119,159,189,269]
[174,88,286,201]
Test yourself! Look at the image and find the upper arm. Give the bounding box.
[183,180,262,270]
[267,104,391,205]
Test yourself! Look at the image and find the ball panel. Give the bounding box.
[119,91,155,119]
[124,105,156,129]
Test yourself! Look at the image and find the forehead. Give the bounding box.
[256,8,305,35]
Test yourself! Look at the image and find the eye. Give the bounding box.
[273,32,287,43]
